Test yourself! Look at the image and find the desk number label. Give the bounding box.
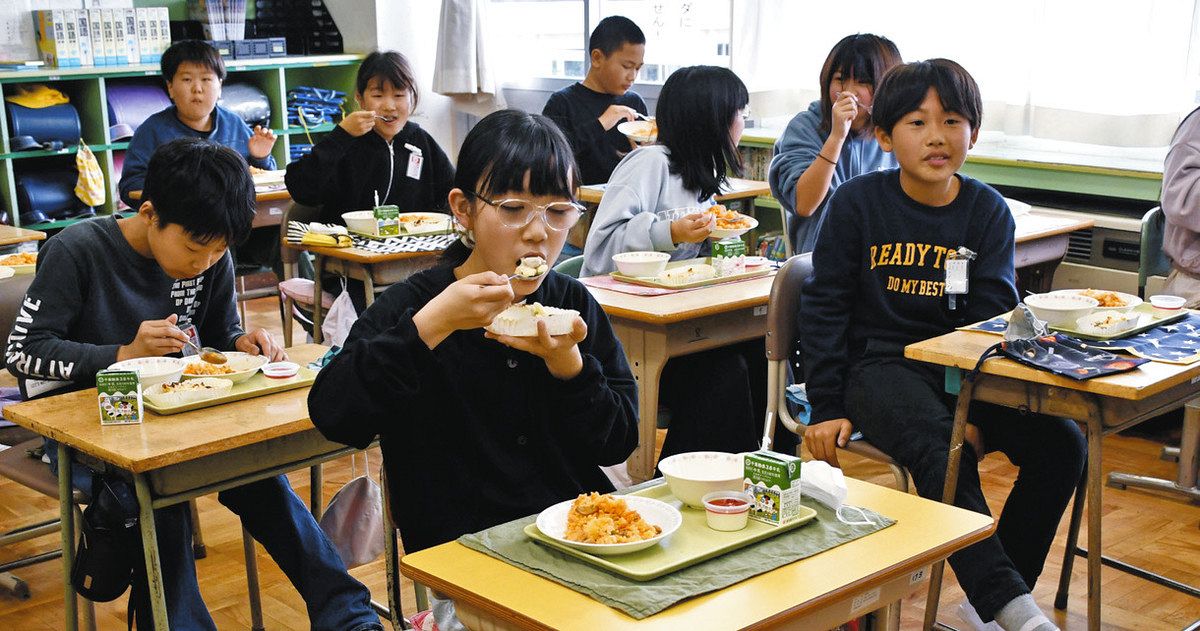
[851,587,880,613]
[753,306,767,316]
[910,568,927,585]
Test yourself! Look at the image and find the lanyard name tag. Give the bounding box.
[405,143,423,179]
[945,259,969,295]
[179,323,200,356]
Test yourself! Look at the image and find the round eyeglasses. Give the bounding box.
[471,193,585,232]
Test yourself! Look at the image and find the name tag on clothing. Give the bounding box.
[405,143,423,180]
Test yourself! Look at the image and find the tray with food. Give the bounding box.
[142,359,315,415]
[345,212,453,239]
[610,258,771,290]
[0,251,37,274]
[1049,302,1188,341]
[525,482,816,581]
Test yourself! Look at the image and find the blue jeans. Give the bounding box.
[50,443,382,630]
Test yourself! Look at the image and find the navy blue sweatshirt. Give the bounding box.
[800,169,1017,423]
[542,83,647,185]
[307,257,639,552]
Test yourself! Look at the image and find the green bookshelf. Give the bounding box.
[0,53,362,229]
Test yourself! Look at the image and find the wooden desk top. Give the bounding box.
[1014,212,1092,244]
[0,224,46,246]
[905,328,1200,400]
[400,478,994,631]
[586,275,774,324]
[128,189,291,203]
[578,178,771,205]
[284,241,449,264]
[4,344,327,473]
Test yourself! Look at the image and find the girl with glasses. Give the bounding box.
[581,65,784,466]
[308,111,638,603]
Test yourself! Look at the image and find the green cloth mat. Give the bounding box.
[457,481,895,619]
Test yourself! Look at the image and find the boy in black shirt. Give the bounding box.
[800,60,1081,631]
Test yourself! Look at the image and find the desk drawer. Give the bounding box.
[149,429,343,496]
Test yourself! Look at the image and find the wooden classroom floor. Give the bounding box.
[0,296,1196,630]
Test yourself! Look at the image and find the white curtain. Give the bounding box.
[433,0,507,116]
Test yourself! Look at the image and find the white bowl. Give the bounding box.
[657,451,745,508]
[107,357,186,386]
[535,495,681,556]
[1049,289,1141,312]
[612,251,670,277]
[181,352,267,383]
[1024,293,1099,327]
[617,119,657,143]
[341,210,377,236]
[1075,311,1139,337]
[1149,294,1187,311]
[261,361,301,379]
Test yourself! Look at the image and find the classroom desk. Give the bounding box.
[130,188,291,229]
[287,243,446,344]
[905,329,1200,631]
[3,344,350,631]
[0,224,45,246]
[585,275,775,482]
[1014,212,1094,293]
[399,477,995,631]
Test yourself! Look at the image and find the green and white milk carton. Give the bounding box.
[373,204,400,236]
[743,450,803,526]
[96,369,142,425]
[711,237,746,276]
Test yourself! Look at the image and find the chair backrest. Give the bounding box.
[765,253,812,361]
[553,254,585,279]
[279,201,321,271]
[1139,206,1171,297]
[0,273,35,345]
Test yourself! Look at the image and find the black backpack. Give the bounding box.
[72,474,140,602]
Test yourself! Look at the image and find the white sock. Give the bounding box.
[994,594,1059,631]
[957,599,1003,631]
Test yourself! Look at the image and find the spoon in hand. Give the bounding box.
[183,340,228,365]
[375,114,398,123]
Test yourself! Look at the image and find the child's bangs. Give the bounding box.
[476,131,576,200]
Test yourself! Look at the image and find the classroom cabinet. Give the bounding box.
[0,53,361,231]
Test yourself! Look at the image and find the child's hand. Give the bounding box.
[670,212,714,244]
[804,417,853,468]
[117,313,189,361]
[830,92,860,140]
[339,110,378,137]
[598,105,639,131]
[248,126,277,159]
[413,272,515,349]
[236,329,287,362]
[486,317,588,380]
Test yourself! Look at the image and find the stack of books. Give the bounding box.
[188,0,249,41]
[32,8,170,68]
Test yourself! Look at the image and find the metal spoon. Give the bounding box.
[374,115,398,123]
[183,340,228,365]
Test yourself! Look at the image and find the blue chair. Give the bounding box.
[552,254,585,278]
[1139,206,1171,299]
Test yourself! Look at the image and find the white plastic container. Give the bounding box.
[1149,294,1187,313]
[342,210,377,236]
[612,251,670,278]
[702,490,753,532]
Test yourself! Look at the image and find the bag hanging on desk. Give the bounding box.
[74,142,106,207]
[320,279,358,348]
[318,451,386,568]
[73,474,140,602]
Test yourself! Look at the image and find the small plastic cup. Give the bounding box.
[702,490,753,532]
[261,361,300,379]
[1149,294,1187,313]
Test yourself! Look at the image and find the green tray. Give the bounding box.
[144,367,317,415]
[609,257,772,290]
[1050,303,1188,341]
[524,483,817,581]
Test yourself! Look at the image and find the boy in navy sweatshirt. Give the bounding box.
[799,60,1082,631]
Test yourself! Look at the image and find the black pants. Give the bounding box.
[656,339,798,464]
[844,357,1086,622]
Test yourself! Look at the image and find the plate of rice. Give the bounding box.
[181,352,267,383]
[535,492,681,556]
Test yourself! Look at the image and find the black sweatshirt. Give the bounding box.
[285,122,455,225]
[541,83,647,185]
[307,262,639,552]
[800,169,1017,424]
[5,217,243,399]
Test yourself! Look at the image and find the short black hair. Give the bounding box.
[589,16,645,57]
[356,51,419,111]
[161,40,226,83]
[818,34,902,136]
[656,66,748,201]
[143,138,254,246]
[455,109,577,203]
[871,59,983,135]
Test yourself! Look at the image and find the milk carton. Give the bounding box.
[96,370,142,425]
[743,450,803,526]
[711,237,746,276]
[373,205,400,237]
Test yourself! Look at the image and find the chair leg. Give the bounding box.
[1055,462,1088,610]
[310,464,323,521]
[188,498,207,559]
[281,296,295,348]
[382,472,408,630]
[243,527,265,631]
[888,463,909,493]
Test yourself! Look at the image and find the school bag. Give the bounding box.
[318,451,386,568]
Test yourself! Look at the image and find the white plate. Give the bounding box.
[107,356,186,386]
[181,352,267,383]
[535,495,681,556]
[143,377,233,407]
[1048,289,1142,312]
[617,120,657,143]
[709,214,758,239]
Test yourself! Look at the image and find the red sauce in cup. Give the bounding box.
[709,498,747,508]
